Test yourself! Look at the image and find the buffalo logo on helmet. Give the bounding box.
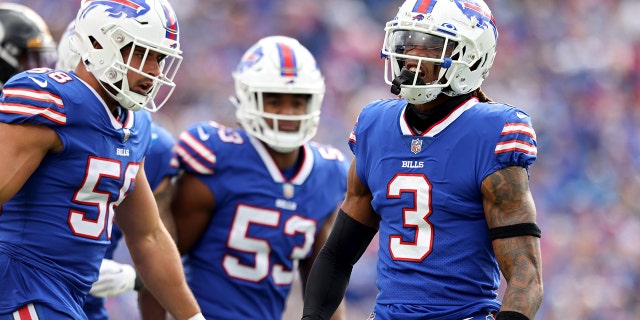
[236,46,264,73]
[80,0,150,19]
[80,0,179,46]
[455,0,498,40]
[408,0,497,40]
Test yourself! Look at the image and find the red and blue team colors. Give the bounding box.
[83,122,178,320]
[349,97,537,320]
[175,120,349,320]
[0,68,152,320]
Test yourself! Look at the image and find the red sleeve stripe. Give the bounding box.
[501,123,536,140]
[0,102,66,125]
[178,130,217,167]
[174,144,213,175]
[2,88,64,108]
[179,131,216,165]
[494,140,537,155]
[13,303,39,320]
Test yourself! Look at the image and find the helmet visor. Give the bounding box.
[390,30,455,59]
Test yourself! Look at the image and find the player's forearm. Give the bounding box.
[494,237,543,319]
[129,229,201,320]
[328,300,347,320]
[138,287,169,320]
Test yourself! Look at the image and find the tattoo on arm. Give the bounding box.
[482,166,535,227]
[482,166,543,318]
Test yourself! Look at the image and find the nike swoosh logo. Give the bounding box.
[28,76,48,88]
[196,126,210,141]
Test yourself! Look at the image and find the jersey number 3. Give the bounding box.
[388,173,434,262]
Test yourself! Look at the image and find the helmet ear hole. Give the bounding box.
[470,57,482,71]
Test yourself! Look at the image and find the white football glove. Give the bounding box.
[89,258,137,298]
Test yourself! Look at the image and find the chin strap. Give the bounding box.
[391,67,425,95]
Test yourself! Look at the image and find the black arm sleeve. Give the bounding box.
[302,209,378,320]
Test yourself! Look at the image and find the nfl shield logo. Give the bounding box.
[282,183,294,199]
[410,138,422,154]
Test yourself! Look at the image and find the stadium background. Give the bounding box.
[10,1,640,319]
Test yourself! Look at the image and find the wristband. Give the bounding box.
[187,313,206,320]
[495,311,529,320]
[489,223,541,240]
[133,271,144,291]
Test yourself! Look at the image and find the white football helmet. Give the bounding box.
[231,35,325,153]
[381,0,498,104]
[55,20,80,71]
[71,0,182,112]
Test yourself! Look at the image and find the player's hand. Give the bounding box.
[89,258,137,297]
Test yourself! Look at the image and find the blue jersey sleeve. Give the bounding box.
[348,99,398,190]
[493,108,537,169]
[0,69,68,127]
[145,122,178,190]
[175,120,223,175]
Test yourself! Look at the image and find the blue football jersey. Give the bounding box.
[0,68,152,320]
[348,97,537,320]
[175,121,349,320]
[83,121,178,320]
[145,122,179,192]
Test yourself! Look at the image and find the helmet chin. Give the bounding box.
[115,89,146,111]
[267,144,298,154]
[98,74,147,111]
[261,129,306,153]
[400,86,442,104]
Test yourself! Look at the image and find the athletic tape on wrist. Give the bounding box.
[187,313,205,320]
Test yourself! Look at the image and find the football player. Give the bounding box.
[0,1,203,319]
[302,1,543,320]
[139,35,349,320]
[55,17,181,320]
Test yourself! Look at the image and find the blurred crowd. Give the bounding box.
[11,0,640,319]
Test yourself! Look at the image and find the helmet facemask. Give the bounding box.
[384,28,458,104]
[235,91,320,153]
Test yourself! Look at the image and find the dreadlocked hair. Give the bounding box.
[472,87,493,103]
